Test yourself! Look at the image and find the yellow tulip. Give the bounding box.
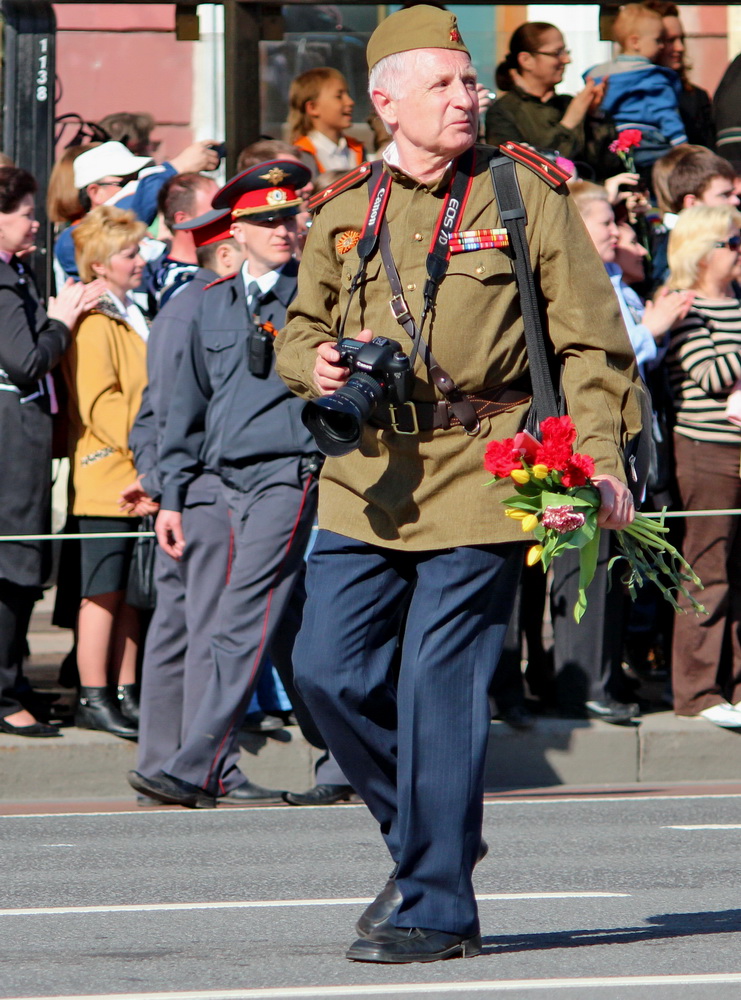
[521,514,539,532]
[511,468,530,484]
[505,508,528,520]
[532,464,549,479]
[526,544,544,567]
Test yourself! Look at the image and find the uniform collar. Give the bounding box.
[381,139,455,192]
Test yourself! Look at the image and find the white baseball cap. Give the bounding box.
[73,141,154,189]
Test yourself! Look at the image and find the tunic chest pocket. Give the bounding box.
[201,328,241,379]
[444,249,514,286]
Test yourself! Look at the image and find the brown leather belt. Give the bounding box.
[373,378,532,434]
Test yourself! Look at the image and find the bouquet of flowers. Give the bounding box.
[484,415,705,623]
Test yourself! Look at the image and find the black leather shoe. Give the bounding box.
[116,684,140,725]
[356,839,488,938]
[0,717,62,738]
[218,780,285,804]
[585,699,640,725]
[76,686,138,740]
[127,770,216,808]
[346,924,482,963]
[283,783,354,806]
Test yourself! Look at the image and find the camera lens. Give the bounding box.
[302,372,384,456]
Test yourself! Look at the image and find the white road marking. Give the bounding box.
[663,824,741,830]
[4,792,741,819]
[7,972,741,999]
[0,891,628,917]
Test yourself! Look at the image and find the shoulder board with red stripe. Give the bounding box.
[202,272,237,291]
[497,141,571,189]
[307,161,376,213]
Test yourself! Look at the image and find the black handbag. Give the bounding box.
[125,515,157,610]
[489,153,651,505]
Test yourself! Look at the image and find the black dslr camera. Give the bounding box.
[302,336,413,456]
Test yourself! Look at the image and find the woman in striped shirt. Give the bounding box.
[666,203,741,727]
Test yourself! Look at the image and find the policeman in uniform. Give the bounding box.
[275,7,643,962]
[129,161,323,807]
[126,208,249,801]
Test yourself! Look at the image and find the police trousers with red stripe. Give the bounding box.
[161,455,318,795]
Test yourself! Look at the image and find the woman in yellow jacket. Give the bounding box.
[63,206,151,738]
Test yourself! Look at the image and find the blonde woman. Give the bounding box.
[64,205,151,738]
[666,203,741,727]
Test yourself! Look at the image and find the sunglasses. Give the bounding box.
[714,236,741,251]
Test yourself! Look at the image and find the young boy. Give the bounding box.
[585,3,686,171]
[649,144,739,287]
[288,67,365,174]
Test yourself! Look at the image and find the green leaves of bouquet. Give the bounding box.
[484,416,705,623]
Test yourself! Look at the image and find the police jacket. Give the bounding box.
[159,258,314,511]
[130,267,216,500]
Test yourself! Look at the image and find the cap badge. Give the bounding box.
[336,230,361,255]
[450,26,461,42]
[266,188,288,206]
[260,167,289,185]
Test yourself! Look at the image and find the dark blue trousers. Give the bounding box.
[294,530,522,937]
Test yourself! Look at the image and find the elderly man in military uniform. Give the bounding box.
[275,6,643,964]
[129,161,327,809]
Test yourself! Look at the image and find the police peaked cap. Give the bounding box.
[172,207,233,248]
[366,5,469,72]
[212,159,311,222]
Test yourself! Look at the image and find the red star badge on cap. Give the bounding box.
[450,27,461,42]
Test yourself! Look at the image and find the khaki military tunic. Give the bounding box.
[275,143,642,550]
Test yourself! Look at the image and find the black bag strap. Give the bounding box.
[489,154,560,426]
[489,153,649,503]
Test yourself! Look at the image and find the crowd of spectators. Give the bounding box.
[3,2,741,784]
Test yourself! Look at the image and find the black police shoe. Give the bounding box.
[283,783,354,806]
[356,839,488,938]
[218,780,285,804]
[346,924,482,963]
[127,770,216,808]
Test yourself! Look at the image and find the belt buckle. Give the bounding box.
[389,294,411,323]
[389,400,419,435]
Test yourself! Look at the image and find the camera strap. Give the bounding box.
[340,149,479,433]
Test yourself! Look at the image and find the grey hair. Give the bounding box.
[368,51,418,105]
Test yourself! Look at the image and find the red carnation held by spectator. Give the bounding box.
[609,129,642,154]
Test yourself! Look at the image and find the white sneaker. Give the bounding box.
[698,702,741,728]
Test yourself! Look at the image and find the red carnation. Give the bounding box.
[609,129,643,154]
[535,440,573,472]
[560,452,595,488]
[540,415,577,449]
[484,438,522,478]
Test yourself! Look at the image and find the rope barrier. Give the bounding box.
[0,511,738,542]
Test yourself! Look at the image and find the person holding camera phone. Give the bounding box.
[275,5,644,964]
[129,160,351,808]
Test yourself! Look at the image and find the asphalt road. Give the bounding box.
[3,789,741,999]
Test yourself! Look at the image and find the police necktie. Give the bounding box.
[247,281,263,319]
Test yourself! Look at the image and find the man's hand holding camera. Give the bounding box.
[313,328,374,395]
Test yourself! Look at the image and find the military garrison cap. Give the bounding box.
[366,5,469,72]
[211,159,311,223]
[172,207,232,247]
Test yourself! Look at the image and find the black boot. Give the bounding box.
[116,684,140,725]
[75,686,138,740]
